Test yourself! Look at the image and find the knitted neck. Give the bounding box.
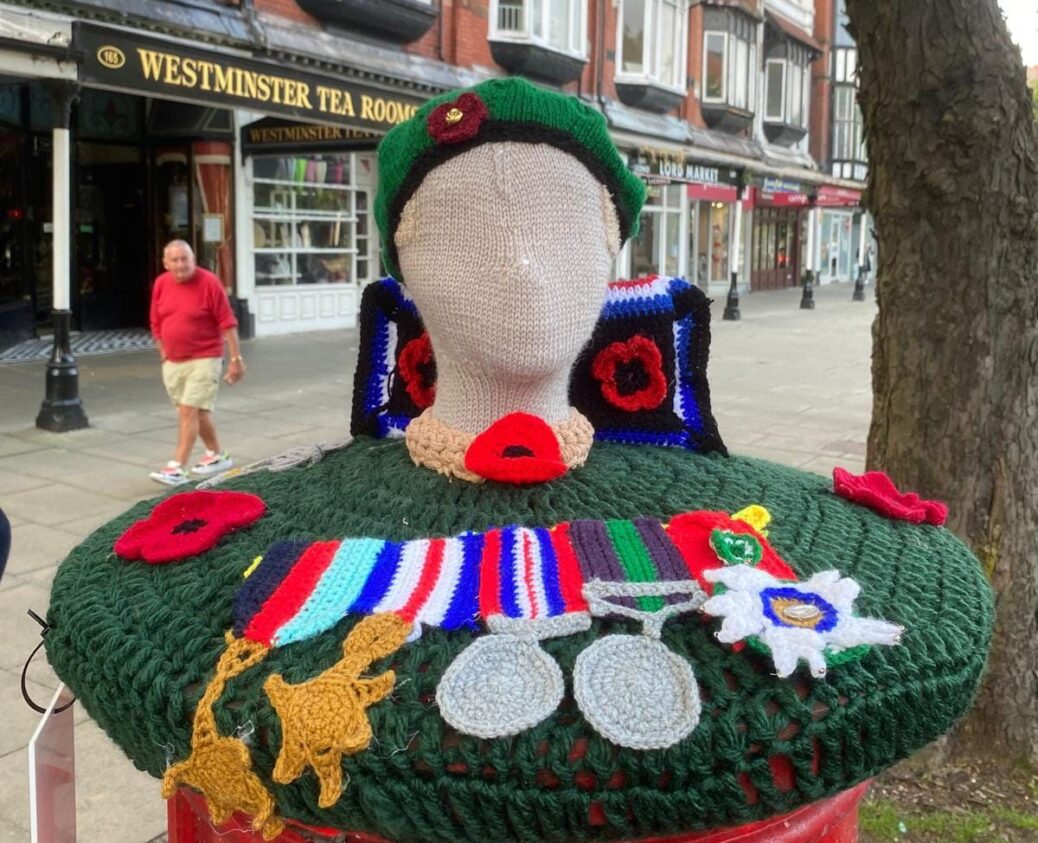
[405,407,594,483]
[431,355,574,433]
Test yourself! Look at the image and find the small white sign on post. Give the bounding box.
[28,683,76,843]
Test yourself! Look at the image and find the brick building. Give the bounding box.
[0,0,867,350]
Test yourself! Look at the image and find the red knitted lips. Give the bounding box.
[591,335,668,412]
[397,332,436,409]
[464,412,567,484]
[427,93,488,144]
[832,467,948,526]
[114,490,267,564]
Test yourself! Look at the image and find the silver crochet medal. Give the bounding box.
[436,613,590,738]
[573,580,706,750]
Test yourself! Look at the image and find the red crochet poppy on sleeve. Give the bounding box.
[832,467,948,526]
[114,490,267,564]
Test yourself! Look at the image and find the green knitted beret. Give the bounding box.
[375,77,646,282]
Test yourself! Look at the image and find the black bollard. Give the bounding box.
[800,269,815,310]
[722,271,741,321]
[36,310,89,432]
[852,264,866,301]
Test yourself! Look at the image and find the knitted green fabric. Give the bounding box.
[45,439,993,842]
[374,77,646,282]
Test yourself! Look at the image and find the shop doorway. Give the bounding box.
[751,207,802,291]
[76,142,148,330]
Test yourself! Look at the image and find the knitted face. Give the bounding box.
[394,143,620,386]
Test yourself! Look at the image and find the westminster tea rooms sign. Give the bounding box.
[75,23,423,132]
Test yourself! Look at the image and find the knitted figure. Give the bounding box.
[44,78,993,843]
[378,77,645,483]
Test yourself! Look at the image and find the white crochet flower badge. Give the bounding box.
[701,565,904,679]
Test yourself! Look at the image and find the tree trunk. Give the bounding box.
[845,0,1038,764]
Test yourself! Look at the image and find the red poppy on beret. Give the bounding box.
[427,93,489,145]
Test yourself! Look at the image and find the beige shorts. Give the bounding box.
[162,357,222,411]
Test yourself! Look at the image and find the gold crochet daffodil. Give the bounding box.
[265,613,411,808]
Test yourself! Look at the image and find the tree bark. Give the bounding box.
[845,0,1038,764]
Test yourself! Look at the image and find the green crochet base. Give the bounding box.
[45,438,993,843]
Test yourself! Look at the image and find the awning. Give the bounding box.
[815,185,863,207]
[765,11,823,54]
[688,183,738,202]
[749,184,810,208]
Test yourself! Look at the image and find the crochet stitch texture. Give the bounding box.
[46,438,993,842]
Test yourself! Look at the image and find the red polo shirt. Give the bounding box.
[150,267,238,362]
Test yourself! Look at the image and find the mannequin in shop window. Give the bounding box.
[148,240,245,486]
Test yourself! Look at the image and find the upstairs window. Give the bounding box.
[492,0,587,57]
[702,9,757,112]
[764,59,785,121]
[618,0,688,90]
[763,53,809,128]
[831,46,866,178]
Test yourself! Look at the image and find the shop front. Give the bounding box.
[748,176,811,291]
[72,22,426,339]
[0,77,236,343]
[0,17,428,350]
[814,185,863,285]
[624,149,745,292]
[239,121,383,336]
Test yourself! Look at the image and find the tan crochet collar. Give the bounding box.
[404,408,594,483]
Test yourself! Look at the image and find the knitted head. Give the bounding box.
[375,78,645,483]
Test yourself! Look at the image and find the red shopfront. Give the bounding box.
[748,179,811,291]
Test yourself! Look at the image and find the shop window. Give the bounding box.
[492,0,587,56]
[629,183,682,278]
[702,12,757,112]
[694,201,730,285]
[617,0,688,90]
[252,154,366,288]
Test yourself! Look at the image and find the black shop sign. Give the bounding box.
[74,23,424,132]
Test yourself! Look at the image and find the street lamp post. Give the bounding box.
[852,211,868,302]
[723,192,743,321]
[800,207,816,310]
[36,81,88,433]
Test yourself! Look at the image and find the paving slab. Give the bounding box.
[2,485,129,528]
[0,579,54,671]
[3,523,82,576]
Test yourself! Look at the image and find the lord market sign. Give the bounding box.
[74,23,424,132]
[629,150,741,188]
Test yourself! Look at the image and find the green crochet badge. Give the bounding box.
[374,77,646,282]
[710,528,763,565]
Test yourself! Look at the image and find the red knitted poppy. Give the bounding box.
[464,412,567,484]
[832,467,948,526]
[591,335,668,412]
[397,332,436,409]
[427,93,488,144]
[114,490,267,564]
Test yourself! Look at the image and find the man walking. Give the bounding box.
[149,240,245,486]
